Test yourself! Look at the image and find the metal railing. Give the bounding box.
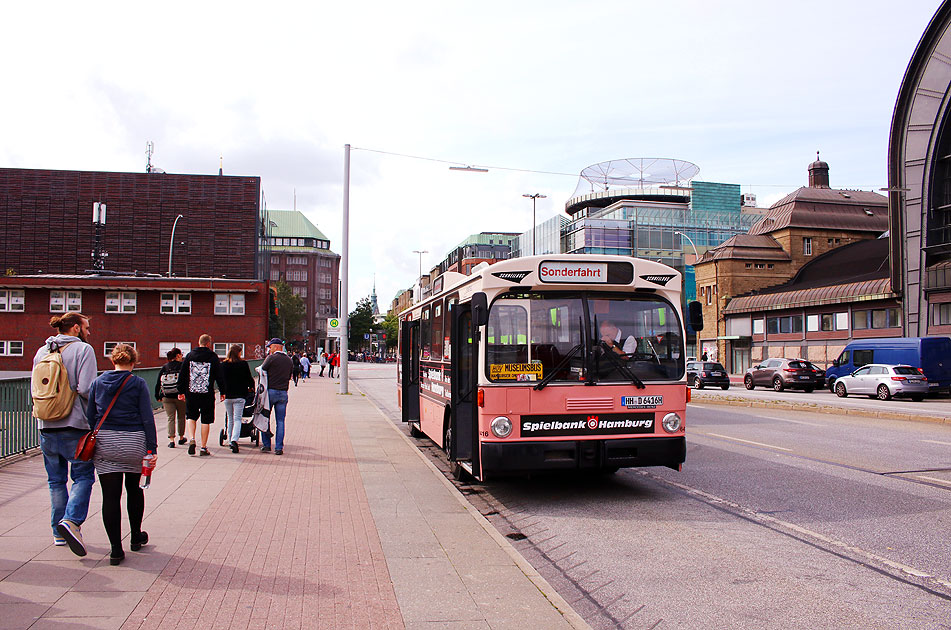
[0,359,263,461]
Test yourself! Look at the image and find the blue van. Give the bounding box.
[825,337,951,393]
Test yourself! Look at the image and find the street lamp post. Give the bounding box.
[168,214,184,277]
[522,193,546,256]
[674,230,699,263]
[412,250,428,289]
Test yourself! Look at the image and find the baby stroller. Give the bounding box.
[219,392,260,446]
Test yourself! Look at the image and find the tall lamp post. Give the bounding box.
[674,230,698,263]
[168,214,184,277]
[522,193,546,256]
[412,250,428,289]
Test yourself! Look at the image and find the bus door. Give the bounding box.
[400,320,420,422]
[450,303,480,477]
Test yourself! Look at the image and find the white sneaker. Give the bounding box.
[56,519,86,557]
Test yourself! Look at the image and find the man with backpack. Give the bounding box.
[155,348,187,448]
[32,312,98,557]
[177,334,226,456]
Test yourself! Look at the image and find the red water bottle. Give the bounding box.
[140,451,155,489]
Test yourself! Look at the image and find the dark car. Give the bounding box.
[744,358,822,392]
[796,359,826,388]
[686,361,730,390]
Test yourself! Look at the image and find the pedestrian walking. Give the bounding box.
[329,351,339,378]
[260,338,293,455]
[300,354,311,380]
[86,344,157,565]
[318,351,328,377]
[177,334,225,457]
[292,352,302,387]
[155,348,187,448]
[33,312,98,555]
[221,344,255,454]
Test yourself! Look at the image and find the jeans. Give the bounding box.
[224,398,246,443]
[262,389,288,451]
[41,429,95,536]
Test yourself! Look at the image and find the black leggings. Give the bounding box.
[98,472,144,552]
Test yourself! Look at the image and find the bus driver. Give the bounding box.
[599,320,638,356]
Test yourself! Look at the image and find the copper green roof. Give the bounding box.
[267,210,330,241]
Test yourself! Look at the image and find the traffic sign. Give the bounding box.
[327,317,343,337]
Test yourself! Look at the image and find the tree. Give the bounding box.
[348,296,375,350]
[382,313,399,351]
[270,281,306,340]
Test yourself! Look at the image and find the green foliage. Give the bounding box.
[348,296,375,349]
[270,281,306,340]
[382,313,399,350]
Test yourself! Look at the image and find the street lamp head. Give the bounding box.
[523,193,547,200]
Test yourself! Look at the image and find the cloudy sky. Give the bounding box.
[1,1,941,310]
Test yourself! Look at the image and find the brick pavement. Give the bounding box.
[121,379,404,630]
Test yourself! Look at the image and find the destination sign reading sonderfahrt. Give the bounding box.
[538,261,608,283]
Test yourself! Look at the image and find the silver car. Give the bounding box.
[833,364,929,401]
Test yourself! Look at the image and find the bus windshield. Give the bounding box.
[485,291,685,384]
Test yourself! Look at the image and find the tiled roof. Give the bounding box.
[748,187,888,235]
[723,277,894,314]
[696,234,790,263]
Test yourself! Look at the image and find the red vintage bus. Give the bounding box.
[398,254,702,481]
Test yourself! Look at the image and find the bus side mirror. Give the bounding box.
[688,301,703,332]
[471,292,489,327]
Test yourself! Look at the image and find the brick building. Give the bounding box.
[0,275,268,372]
[694,158,889,372]
[266,210,340,351]
[0,167,265,279]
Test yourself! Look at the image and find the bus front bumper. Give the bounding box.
[481,436,686,473]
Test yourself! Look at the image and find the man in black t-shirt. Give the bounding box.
[177,334,226,456]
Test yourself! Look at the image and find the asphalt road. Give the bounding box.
[348,363,951,630]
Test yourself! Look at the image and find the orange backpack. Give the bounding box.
[31,342,77,421]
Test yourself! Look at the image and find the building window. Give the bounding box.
[803,237,813,256]
[0,290,25,312]
[853,308,900,330]
[287,270,308,282]
[766,315,803,334]
[287,256,307,265]
[319,273,331,284]
[752,319,764,335]
[270,256,280,264]
[319,288,332,300]
[104,341,136,357]
[214,293,245,315]
[745,263,752,269]
[0,340,24,356]
[933,302,951,326]
[213,342,244,358]
[161,293,191,314]
[767,264,774,269]
[158,341,192,358]
[320,258,331,267]
[705,286,712,305]
[50,291,81,313]
[806,314,819,332]
[105,292,137,313]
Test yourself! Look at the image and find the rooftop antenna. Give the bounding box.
[294,188,297,211]
[218,156,223,176]
[146,141,154,173]
[91,201,109,271]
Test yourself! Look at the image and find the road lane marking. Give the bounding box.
[761,415,822,427]
[638,471,951,594]
[914,475,951,487]
[922,439,951,447]
[703,433,792,451]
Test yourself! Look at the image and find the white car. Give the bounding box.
[833,364,928,401]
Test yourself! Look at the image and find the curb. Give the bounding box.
[690,392,951,425]
[350,382,593,630]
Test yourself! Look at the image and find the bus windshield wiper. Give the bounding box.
[534,342,583,391]
[598,341,646,389]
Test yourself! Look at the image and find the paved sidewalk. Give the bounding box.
[0,375,587,630]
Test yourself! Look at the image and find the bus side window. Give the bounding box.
[431,303,443,360]
[420,307,432,360]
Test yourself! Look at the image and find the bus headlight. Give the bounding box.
[491,416,513,438]
[661,412,682,433]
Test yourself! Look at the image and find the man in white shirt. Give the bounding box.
[599,320,638,356]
